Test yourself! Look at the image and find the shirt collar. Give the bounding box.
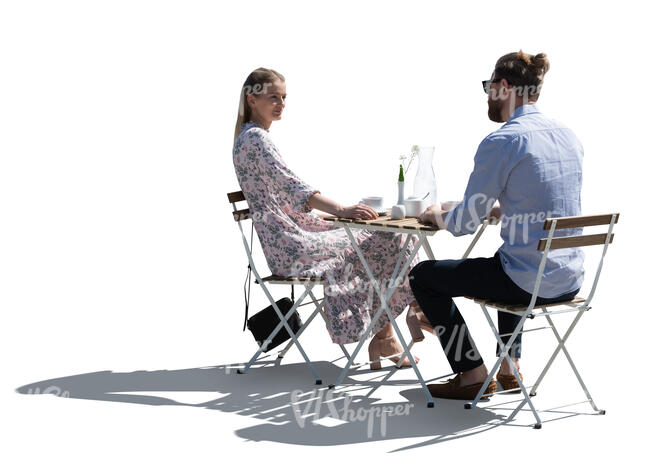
[244,120,269,132]
[508,103,540,121]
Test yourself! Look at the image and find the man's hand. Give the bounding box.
[487,204,502,224]
[418,204,447,229]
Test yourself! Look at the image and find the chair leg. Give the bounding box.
[238,283,323,384]
[466,304,543,428]
[329,307,379,389]
[276,298,323,360]
[338,344,352,362]
[395,339,415,368]
[277,338,294,360]
[309,289,356,365]
[535,312,604,414]
[530,308,585,396]
[239,311,299,374]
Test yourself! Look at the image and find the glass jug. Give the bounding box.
[412,145,438,208]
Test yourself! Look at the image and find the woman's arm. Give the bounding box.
[251,131,319,213]
[308,193,379,220]
[248,130,378,220]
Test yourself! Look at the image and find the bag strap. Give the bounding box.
[242,222,295,330]
[243,223,254,331]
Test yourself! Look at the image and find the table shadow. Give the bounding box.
[16,358,536,451]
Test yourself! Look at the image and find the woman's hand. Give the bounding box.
[308,193,378,220]
[338,203,379,220]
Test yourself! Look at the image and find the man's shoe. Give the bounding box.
[496,370,523,394]
[426,374,497,401]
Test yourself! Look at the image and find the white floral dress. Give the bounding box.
[233,122,419,344]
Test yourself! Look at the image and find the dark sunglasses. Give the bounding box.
[482,78,506,94]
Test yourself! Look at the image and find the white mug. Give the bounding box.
[404,198,426,217]
[441,200,461,212]
[361,196,384,210]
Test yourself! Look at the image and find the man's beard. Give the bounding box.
[487,97,505,123]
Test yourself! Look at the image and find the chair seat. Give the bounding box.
[256,274,326,284]
[465,296,586,312]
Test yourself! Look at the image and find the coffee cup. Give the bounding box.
[441,200,461,211]
[361,196,384,210]
[404,198,426,217]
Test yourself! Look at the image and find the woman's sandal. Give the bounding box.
[406,311,436,342]
[368,336,419,370]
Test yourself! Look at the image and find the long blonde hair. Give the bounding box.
[233,67,285,146]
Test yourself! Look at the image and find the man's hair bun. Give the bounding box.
[494,50,550,98]
[532,52,550,76]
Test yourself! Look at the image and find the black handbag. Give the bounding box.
[246,297,303,352]
[243,226,303,352]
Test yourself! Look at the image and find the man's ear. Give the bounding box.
[498,78,512,100]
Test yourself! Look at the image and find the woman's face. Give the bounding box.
[247,80,287,124]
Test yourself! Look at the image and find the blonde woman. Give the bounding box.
[232,68,432,368]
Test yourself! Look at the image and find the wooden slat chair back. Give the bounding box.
[465,212,620,429]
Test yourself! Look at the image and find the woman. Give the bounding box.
[232,67,432,368]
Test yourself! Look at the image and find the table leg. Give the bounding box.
[331,225,434,407]
[419,231,436,260]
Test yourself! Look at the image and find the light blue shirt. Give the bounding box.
[444,104,584,298]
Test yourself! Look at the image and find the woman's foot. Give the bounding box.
[368,335,419,370]
[406,304,436,342]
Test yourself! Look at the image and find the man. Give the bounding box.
[409,50,584,399]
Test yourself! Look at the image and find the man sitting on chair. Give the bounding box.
[409,50,584,399]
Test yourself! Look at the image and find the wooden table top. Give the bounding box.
[323,213,441,232]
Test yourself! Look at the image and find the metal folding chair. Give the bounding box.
[464,212,619,429]
[228,191,352,385]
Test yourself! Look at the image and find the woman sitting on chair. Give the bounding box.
[232,67,432,368]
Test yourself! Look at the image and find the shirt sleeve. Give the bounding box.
[251,130,319,213]
[444,134,514,236]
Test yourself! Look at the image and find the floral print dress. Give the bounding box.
[232,121,420,345]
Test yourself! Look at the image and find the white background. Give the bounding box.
[1,1,648,474]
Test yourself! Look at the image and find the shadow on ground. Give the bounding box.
[18,357,554,451]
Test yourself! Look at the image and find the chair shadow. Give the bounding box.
[16,358,543,451]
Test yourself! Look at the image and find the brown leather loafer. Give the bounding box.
[426,374,497,401]
[496,371,523,394]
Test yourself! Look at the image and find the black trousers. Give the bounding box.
[408,252,579,374]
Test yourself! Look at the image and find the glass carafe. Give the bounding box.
[412,146,438,208]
